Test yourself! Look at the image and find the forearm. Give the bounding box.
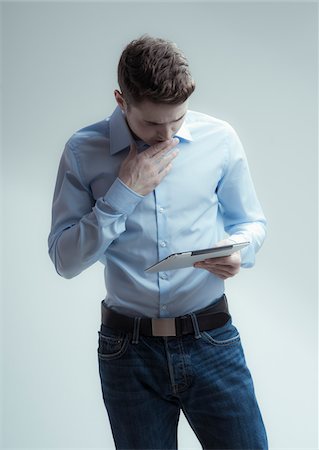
[48,177,143,279]
[49,208,125,279]
[226,220,266,268]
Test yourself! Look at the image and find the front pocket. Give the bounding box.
[97,331,129,360]
[201,321,241,347]
[201,331,240,347]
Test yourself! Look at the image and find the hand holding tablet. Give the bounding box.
[145,241,250,273]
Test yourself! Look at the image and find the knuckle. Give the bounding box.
[144,160,153,171]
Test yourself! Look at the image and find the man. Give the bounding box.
[48,35,268,449]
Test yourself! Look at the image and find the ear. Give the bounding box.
[114,90,127,112]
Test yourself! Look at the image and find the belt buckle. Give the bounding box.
[151,318,176,337]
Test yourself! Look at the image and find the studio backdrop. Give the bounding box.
[1,1,317,449]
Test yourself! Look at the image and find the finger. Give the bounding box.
[157,162,173,181]
[203,254,239,266]
[157,149,179,172]
[194,261,234,274]
[212,267,234,276]
[213,270,234,279]
[207,262,240,275]
[162,148,179,161]
[206,256,231,265]
[146,137,180,158]
[198,265,234,278]
[211,264,239,276]
[194,259,224,268]
[129,142,138,157]
[153,142,180,162]
[214,273,230,280]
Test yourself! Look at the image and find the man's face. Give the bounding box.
[114,91,188,146]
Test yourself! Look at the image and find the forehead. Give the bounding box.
[131,100,188,124]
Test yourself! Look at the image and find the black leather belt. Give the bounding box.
[101,294,230,337]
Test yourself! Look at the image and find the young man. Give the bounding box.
[48,35,268,449]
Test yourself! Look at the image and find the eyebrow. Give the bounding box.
[144,113,186,125]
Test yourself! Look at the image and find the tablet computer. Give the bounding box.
[145,241,250,273]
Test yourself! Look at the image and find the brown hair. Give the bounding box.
[117,35,195,105]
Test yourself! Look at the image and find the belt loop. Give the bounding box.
[190,313,202,339]
[132,317,141,344]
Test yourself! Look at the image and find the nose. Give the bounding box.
[157,125,172,141]
[161,131,171,140]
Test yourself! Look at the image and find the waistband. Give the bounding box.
[100,294,230,338]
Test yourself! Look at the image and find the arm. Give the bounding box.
[217,123,266,267]
[48,138,179,279]
[194,124,266,278]
[48,143,144,279]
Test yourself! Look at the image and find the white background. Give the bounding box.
[1,1,318,449]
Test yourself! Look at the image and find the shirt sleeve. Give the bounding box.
[216,124,267,268]
[48,143,144,278]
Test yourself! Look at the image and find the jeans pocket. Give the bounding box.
[201,318,241,347]
[97,326,129,360]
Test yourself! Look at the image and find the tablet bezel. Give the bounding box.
[145,241,250,273]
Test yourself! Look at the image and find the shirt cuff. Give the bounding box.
[103,177,144,215]
[228,234,255,268]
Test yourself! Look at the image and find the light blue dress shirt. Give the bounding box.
[48,106,266,318]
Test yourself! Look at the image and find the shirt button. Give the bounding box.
[160,241,167,248]
[159,207,164,214]
[160,273,168,280]
[161,305,167,310]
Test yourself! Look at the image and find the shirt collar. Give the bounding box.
[109,106,193,155]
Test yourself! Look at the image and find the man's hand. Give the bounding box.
[118,138,179,196]
[194,238,241,280]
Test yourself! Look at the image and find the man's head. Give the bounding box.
[114,35,195,146]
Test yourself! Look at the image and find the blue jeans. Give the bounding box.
[97,315,268,450]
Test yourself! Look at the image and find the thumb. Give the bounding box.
[129,142,138,157]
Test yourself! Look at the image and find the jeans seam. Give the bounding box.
[97,334,130,360]
[201,331,240,346]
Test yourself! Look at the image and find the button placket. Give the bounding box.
[154,189,170,317]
